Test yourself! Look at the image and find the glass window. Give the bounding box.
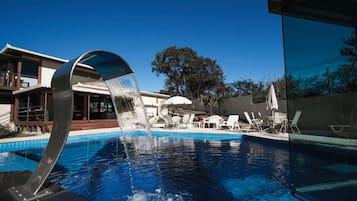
[89,96,115,119]
[21,60,38,87]
[282,15,357,200]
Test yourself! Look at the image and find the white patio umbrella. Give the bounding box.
[163,96,192,105]
[162,96,192,116]
[266,84,278,116]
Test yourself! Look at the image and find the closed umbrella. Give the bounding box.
[266,84,278,116]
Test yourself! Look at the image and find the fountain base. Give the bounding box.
[1,171,84,201]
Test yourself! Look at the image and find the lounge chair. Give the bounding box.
[179,113,195,128]
[187,114,195,128]
[158,114,179,128]
[258,112,262,118]
[149,116,165,128]
[289,110,302,134]
[220,115,240,131]
[243,112,263,132]
[251,112,256,120]
[252,112,263,124]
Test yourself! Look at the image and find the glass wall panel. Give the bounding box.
[282,15,357,200]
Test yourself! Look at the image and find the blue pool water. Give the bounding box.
[0,132,297,201]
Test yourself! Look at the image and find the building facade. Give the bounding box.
[0,44,169,132]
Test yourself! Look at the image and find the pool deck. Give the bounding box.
[0,126,289,144]
[152,127,289,141]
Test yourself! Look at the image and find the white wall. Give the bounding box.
[145,107,157,117]
[0,104,11,114]
[0,104,11,124]
[142,96,158,106]
[142,96,159,117]
[41,67,56,86]
[141,95,168,117]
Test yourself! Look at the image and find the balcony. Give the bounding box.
[0,71,17,90]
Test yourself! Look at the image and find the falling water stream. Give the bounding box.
[105,74,181,201]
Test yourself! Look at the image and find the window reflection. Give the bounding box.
[283,15,357,200]
[21,60,38,88]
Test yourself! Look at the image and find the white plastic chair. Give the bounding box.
[220,115,240,131]
[289,111,302,134]
[180,114,195,128]
[258,112,262,118]
[244,112,263,132]
[207,115,224,129]
[251,112,256,120]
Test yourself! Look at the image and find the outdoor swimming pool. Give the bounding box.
[0,131,297,201]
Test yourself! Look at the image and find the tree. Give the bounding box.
[335,34,357,93]
[224,77,287,103]
[151,46,225,113]
[272,77,287,100]
[251,80,266,103]
[231,79,255,96]
[151,46,198,96]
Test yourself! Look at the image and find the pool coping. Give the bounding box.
[0,127,289,144]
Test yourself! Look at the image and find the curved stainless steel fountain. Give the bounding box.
[9,51,134,201]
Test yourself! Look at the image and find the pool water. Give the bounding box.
[0,132,297,201]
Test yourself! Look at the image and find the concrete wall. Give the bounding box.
[218,93,357,133]
[288,93,357,132]
[218,95,287,121]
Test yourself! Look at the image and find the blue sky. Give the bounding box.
[0,0,284,92]
[283,16,354,78]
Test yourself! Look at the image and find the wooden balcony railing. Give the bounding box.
[18,105,48,122]
[0,71,17,88]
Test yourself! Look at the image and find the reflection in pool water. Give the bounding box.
[0,132,296,201]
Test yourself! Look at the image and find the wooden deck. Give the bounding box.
[15,119,119,133]
[70,120,119,131]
